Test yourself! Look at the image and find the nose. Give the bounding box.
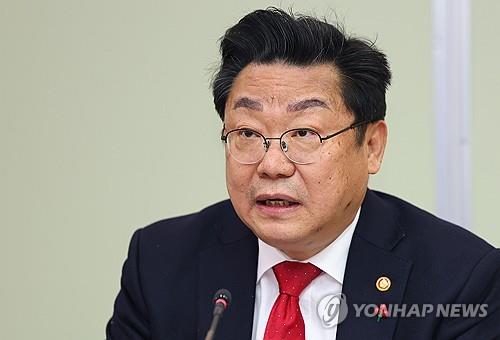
[256,139,295,179]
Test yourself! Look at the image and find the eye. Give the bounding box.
[291,129,316,138]
[238,129,260,139]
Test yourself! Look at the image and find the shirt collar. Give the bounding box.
[256,207,360,285]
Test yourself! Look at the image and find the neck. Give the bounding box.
[280,205,361,261]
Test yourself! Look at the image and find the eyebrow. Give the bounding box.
[233,97,263,111]
[232,97,330,112]
[287,99,330,112]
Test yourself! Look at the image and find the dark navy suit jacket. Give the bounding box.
[107,190,500,339]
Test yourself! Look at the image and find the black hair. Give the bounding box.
[212,7,391,143]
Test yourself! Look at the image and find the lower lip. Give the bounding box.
[255,202,301,216]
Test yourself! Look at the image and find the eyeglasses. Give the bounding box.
[221,120,372,165]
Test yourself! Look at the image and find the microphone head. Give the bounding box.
[213,288,232,309]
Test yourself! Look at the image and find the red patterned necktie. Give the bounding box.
[263,261,322,340]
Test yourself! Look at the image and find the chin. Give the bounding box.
[252,222,309,246]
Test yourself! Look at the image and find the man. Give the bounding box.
[107,8,500,340]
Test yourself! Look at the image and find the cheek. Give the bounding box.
[307,148,356,199]
[314,148,349,183]
[309,168,349,201]
[225,160,253,199]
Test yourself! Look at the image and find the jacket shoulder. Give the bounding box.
[141,199,233,236]
[372,190,494,255]
[371,191,498,299]
[129,200,234,259]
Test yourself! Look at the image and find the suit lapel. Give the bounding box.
[197,202,258,340]
[336,190,413,340]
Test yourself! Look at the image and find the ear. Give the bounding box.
[365,120,388,174]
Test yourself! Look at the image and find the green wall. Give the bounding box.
[0,1,497,339]
[471,1,500,245]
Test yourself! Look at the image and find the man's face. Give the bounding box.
[224,63,386,260]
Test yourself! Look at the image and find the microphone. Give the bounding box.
[204,289,232,340]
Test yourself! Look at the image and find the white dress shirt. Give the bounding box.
[251,208,360,340]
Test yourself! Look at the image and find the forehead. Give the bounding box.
[225,63,344,113]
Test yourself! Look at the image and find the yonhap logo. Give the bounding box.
[317,293,348,327]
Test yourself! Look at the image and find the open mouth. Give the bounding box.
[256,199,300,207]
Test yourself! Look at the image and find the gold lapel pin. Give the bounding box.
[376,276,391,292]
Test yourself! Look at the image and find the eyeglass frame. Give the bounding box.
[220,119,377,165]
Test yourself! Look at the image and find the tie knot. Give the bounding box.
[273,261,322,297]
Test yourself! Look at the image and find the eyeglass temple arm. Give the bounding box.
[220,124,227,142]
[320,120,376,141]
